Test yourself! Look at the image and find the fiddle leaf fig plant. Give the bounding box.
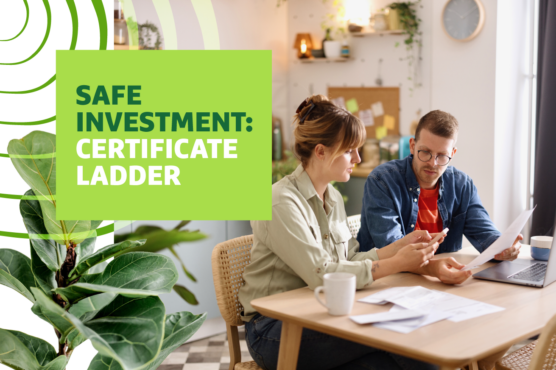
[115,220,207,305]
[1,130,206,370]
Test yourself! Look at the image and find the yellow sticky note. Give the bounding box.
[346,98,359,113]
[376,126,387,140]
[384,114,395,130]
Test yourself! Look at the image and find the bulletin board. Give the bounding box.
[327,87,400,140]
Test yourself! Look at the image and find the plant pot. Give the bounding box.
[387,9,401,30]
[323,40,341,59]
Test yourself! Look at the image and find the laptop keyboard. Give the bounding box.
[510,263,547,282]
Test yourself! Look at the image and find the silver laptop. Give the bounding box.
[473,221,556,288]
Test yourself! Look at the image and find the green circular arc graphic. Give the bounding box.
[0,0,78,95]
[0,0,30,42]
[0,0,112,240]
[0,0,105,125]
[0,0,51,66]
[1,0,219,237]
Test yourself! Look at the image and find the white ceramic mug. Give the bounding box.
[531,236,553,261]
[314,272,356,315]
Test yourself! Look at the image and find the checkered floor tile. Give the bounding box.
[158,327,253,370]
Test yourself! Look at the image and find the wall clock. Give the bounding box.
[442,0,485,42]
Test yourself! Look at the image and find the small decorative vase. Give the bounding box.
[387,9,401,30]
[323,40,342,59]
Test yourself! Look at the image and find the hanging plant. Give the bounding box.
[321,0,347,39]
[387,1,423,93]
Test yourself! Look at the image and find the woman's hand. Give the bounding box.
[378,230,443,260]
[392,242,438,272]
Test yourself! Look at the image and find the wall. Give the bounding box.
[287,0,433,147]
[130,0,289,131]
[430,0,498,219]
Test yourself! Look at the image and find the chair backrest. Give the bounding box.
[528,312,556,369]
[211,234,254,326]
[347,214,361,239]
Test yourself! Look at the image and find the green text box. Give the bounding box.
[56,50,271,220]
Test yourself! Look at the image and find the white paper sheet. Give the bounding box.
[358,287,409,305]
[389,294,505,322]
[461,207,535,271]
[331,97,346,110]
[374,308,454,333]
[359,109,374,126]
[371,101,384,117]
[360,287,505,324]
[350,310,426,325]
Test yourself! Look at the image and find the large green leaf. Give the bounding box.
[125,228,206,253]
[0,249,36,302]
[75,236,96,266]
[9,131,92,245]
[0,329,50,370]
[40,356,68,370]
[66,292,118,350]
[75,220,103,266]
[143,311,207,369]
[88,261,107,274]
[30,243,56,296]
[70,295,166,370]
[30,288,75,342]
[68,292,118,321]
[173,284,198,305]
[20,190,63,271]
[54,252,178,303]
[119,227,205,282]
[69,240,146,279]
[6,330,57,366]
[66,328,87,351]
[88,311,207,370]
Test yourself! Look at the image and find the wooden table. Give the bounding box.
[251,245,556,370]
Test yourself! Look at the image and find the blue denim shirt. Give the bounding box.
[357,155,501,254]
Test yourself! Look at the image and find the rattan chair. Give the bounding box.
[347,214,362,239]
[495,313,556,370]
[211,235,263,370]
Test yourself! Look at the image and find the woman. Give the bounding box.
[238,95,440,370]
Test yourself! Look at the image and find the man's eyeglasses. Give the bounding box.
[417,150,452,166]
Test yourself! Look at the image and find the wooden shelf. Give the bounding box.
[350,30,404,37]
[299,57,351,64]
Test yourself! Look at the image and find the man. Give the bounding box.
[357,110,523,285]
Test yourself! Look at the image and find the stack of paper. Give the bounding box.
[350,286,504,333]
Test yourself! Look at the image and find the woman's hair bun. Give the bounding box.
[292,94,366,168]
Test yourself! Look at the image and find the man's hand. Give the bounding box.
[494,234,523,261]
[397,230,445,250]
[428,258,472,284]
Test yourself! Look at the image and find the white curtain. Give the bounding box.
[493,0,536,233]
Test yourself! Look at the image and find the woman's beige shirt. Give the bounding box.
[239,165,379,320]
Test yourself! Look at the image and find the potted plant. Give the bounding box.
[0,131,205,370]
[387,1,423,92]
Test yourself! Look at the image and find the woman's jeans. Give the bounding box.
[245,314,439,370]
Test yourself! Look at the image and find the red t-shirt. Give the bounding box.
[415,185,443,233]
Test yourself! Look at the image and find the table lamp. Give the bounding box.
[293,33,313,59]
